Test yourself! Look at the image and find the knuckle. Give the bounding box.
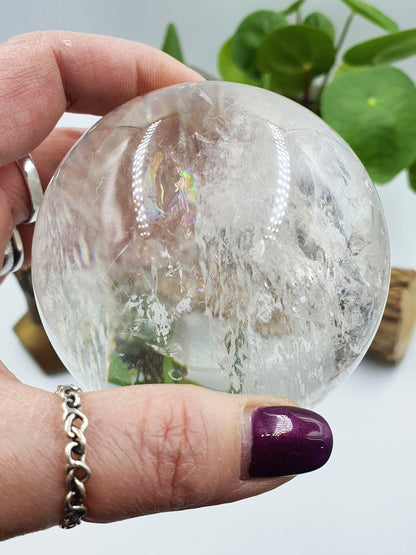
[140,389,211,510]
[88,388,218,521]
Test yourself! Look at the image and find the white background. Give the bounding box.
[1,1,416,553]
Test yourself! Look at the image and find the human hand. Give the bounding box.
[0,32,333,541]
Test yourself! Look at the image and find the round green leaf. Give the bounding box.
[340,0,398,33]
[321,66,416,183]
[344,29,416,66]
[257,25,335,96]
[218,38,258,85]
[231,10,288,79]
[304,12,336,43]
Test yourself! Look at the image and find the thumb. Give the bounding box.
[0,365,332,538]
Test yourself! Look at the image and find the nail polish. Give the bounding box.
[242,406,333,479]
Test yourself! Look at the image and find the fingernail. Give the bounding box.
[241,406,333,479]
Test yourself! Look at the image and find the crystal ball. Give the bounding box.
[32,81,390,406]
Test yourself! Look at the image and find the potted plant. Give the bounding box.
[162,0,416,190]
[162,0,416,363]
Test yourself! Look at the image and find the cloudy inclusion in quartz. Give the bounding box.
[32,82,390,406]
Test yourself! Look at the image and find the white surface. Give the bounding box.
[1,0,416,553]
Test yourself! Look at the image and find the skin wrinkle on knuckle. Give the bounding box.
[143,394,210,510]
[49,34,84,111]
[99,392,212,514]
[164,398,210,510]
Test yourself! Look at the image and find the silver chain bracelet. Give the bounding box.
[56,385,91,529]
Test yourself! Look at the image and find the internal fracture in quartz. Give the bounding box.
[32,81,390,406]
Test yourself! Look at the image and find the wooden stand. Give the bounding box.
[13,268,64,374]
[367,268,416,364]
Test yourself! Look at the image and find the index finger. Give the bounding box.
[0,31,202,165]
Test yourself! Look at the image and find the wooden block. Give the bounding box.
[13,267,64,374]
[13,312,64,374]
[367,268,416,364]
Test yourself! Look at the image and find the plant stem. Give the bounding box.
[301,67,312,108]
[335,11,355,54]
[312,11,355,115]
[312,72,329,116]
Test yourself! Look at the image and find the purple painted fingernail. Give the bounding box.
[241,406,333,479]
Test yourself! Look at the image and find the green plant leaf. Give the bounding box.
[344,29,416,66]
[304,12,336,42]
[334,62,356,76]
[282,0,306,15]
[321,65,416,183]
[257,25,335,96]
[161,23,185,63]
[231,10,288,79]
[107,351,135,386]
[408,160,416,192]
[339,0,398,33]
[218,37,258,85]
[162,356,188,384]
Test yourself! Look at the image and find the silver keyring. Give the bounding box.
[0,154,43,277]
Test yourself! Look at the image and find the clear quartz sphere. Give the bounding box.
[32,81,390,406]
